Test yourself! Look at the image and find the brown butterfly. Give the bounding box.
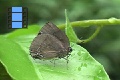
[29,22,72,60]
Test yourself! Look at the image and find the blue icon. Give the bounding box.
[7,7,28,29]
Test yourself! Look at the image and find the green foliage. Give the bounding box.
[65,9,79,43]
[0,0,120,79]
[0,15,110,80]
[0,35,41,80]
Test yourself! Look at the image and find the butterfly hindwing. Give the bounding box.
[30,34,68,59]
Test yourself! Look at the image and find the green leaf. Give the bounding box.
[0,24,110,80]
[33,42,110,80]
[6,25,40,39]
[65,9,79,43]
[0,61,12,80]
[0,35,41,80]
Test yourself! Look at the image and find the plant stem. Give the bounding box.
[58,18,120,29]
[79,26,102,43]
[58,18,120,43]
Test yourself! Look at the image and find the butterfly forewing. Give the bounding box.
[39,22,70,49]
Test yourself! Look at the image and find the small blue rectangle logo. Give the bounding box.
[12,7,22,12]
[12,13,22,21]
[12,22,22,28]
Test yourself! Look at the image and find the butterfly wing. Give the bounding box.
[39,22,70,49]
[30,34,67,59]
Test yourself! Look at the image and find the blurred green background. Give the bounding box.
[0,0,120,80]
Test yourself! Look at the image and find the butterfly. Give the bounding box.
[29,22,72,60]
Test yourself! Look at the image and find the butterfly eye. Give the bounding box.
[38,32,43,35]
[68,47,72,52]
